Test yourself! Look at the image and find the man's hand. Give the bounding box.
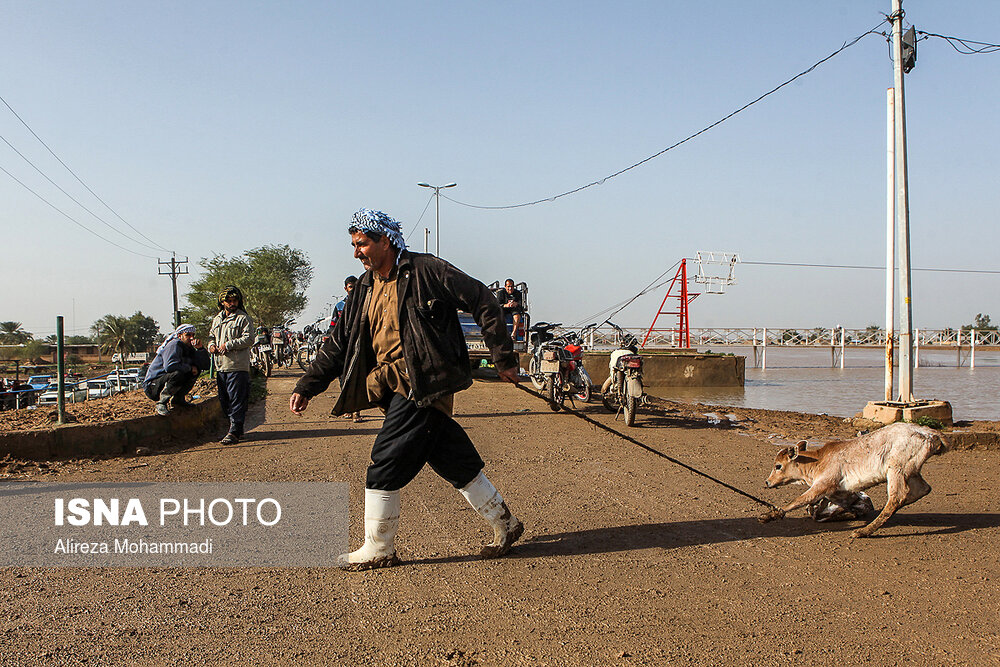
[498,367,520,384]
[191,365,198,376]
[218,343,227,354]
[208,343,218,354]
[290,392,310,415]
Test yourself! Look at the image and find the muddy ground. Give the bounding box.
[1,368,998,665]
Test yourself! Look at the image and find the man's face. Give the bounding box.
[351,231,394,275]
[345,282,355,293]
[222,296,238,312]
[505,280,514,293]
[179,331,195,345]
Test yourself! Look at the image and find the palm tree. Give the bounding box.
[0,321,32,344]
[92,315,135,361]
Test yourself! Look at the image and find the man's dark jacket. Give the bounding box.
[143,339,210,388]
[295,250,517,413]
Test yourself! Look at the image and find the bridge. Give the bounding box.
[556,325,999,369]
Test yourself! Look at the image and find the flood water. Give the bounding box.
[647,346,1000,422]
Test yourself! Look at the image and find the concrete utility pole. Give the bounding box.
[885,87,896,401]
[158,253,189,328]
[891,0,914,403]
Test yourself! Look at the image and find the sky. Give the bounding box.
[2,1,998,340]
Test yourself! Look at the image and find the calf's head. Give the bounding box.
[765,441,814,488]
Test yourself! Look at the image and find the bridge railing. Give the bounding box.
[549,326,1000,350]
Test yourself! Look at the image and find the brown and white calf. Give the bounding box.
[759,422,945,538]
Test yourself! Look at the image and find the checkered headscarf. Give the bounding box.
[350,209,407,251]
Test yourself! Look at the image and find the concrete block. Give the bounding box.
[862,400,953,427]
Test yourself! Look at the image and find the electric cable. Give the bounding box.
[917,30,1000,54]
[404,193,436,242]
[1,133,163,252]
[512,382,779,511]
[741,260,1000,275]
[441,19,888,211]
[0,163,158,259]
[0,93,174,254]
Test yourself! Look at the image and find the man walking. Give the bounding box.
[144,324,210,415]
[208,286,253,444]
[290,208,523,570]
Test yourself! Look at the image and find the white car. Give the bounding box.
[37,381,88,405]
[86,379,120,400]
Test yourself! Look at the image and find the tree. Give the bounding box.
[961,313,998,333]
[182,244,313,329]
[18,340,47,363]
[0,321,32,344]
[92,312,161,358]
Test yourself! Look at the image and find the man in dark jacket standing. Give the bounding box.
[144,324,210,415]
[290,208,523,570]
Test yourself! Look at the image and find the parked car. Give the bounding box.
[26,375,52,390]
[86,379,120,400]
[37,381,88,405]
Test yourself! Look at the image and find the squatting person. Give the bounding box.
[208,286,253,444]
[290,208,523,570]
[144,324,210,415]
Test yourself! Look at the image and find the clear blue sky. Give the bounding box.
[2,1,997,339]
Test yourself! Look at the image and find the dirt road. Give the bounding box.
[2,369,999,665]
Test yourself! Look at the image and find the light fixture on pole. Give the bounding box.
[417,182,456,256]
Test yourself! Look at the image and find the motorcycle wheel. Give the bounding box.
[602,390,618,413]
[297,347,311,372]
[573,368,592,403]
[624,389,636,427]
[264,353,273,378]
[545,376,560,412]
[529,357,544,390]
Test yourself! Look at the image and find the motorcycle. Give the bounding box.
[297,318,329,371]
[250,325,273,377]
[269,319,297,368]
[527,322,594,412]
[601,322,645,426]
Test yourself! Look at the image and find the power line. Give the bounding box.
[0,163,158,259]
[917,30,1000,54]
[442,19,889,211]
[1,133,164,252]
[742,260,1000,275]
[0,93,174,253]
[404,193,435,242]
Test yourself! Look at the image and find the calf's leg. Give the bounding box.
[852,469,907,538]
[901,473,931,507]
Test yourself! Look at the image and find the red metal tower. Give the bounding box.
[642,259,700,348]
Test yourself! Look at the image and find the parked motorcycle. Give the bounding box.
[297,319,329,371]
[250,325,273,377]
[269,320,297,368]
[527,322,594,412]
[601,321,645,426]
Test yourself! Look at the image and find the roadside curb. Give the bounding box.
[0,398,224,460]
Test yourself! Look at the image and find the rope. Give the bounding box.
[512,381,779,511]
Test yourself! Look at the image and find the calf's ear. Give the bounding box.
[796,441,808,452]
[786,446,799,461]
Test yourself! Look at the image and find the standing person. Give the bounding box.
[495,278,524,337]
[331,275,363,422]
[290,208,523,571]
[143,324,210,415]
[208,286,253,445]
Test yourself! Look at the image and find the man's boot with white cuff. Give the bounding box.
[337,488,401,571]
[459,472,524,558]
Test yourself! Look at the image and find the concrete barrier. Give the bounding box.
[581,352,745,387]
[0,398,224,461]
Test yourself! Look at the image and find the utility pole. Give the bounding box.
[158,253,189,328]
[885,87,895,401]
[424,228,430,253]
[891,0,914,402]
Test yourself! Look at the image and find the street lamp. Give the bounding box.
[417,182,456,256]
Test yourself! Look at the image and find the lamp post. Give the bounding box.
[417,182,456,256]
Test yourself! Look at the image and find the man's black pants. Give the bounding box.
[217,370,250,436]
[367,393,485,491]
[144,371,196,405]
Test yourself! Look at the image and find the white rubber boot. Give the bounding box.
[460,472,524,558]
[337,488,401,571]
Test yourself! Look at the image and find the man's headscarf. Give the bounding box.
[156,324,196,355]
[350,209,407,251]
[217,285,245,312]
